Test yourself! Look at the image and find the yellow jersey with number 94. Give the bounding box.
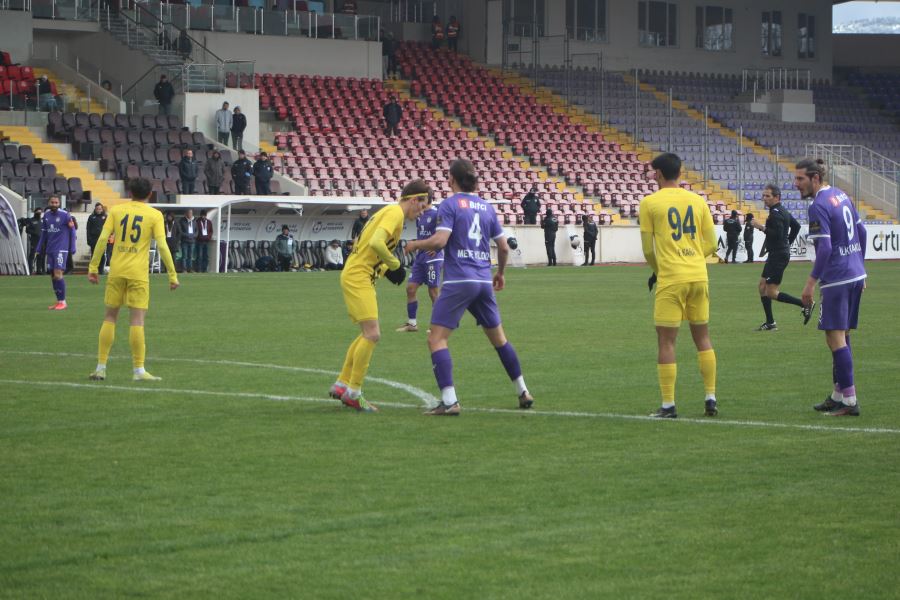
[639,188,714,287]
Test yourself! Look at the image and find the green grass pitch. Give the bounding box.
[2,261,899,599]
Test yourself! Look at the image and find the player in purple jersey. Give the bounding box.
[404,159,534,415]
[35,195,76,311]
[397,195,443,332]
[796,158,867,417]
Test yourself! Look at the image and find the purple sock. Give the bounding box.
[495,342,522,381]
[833,335,850,392]
[431,348,453,390]
[832,346,855,398]
[407,300,418,321]
[52,278,65,301]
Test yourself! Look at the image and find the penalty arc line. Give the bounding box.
[2,351,899,435]
[0,349,440,408]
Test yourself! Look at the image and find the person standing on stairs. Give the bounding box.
[153,74,175,116]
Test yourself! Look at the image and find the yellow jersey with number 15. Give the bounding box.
[639,188,715,287]
[89,201,177,283]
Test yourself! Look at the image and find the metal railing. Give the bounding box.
[804,144,900,220]
[2,0,103,21]
[742,67,812,99]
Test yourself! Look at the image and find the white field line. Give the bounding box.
[2,351,899,435]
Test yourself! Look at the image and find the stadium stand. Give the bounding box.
[259,72,606,224]
[396,42,652,223]
[849,72,900,124]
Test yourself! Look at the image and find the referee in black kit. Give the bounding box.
[751,184,812,330]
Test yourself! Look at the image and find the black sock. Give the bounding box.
[776,292,804,307]
[761,296,775,324]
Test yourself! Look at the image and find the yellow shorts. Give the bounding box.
[105,277,150,310]
[341,272,377,324]
[654,281,709,327]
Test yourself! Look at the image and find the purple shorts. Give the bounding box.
[48,250,68,271]
[818,279,865,331]
[430,281,501,330]
[409,257,442,288]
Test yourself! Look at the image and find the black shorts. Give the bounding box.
[761,255,790,285]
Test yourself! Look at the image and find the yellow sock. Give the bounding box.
[657,363,677,404]
[98,321,116,365]
[697,349,717,396]
[349,337,377,390]
[339,335,362,385]
[129,326,146,369]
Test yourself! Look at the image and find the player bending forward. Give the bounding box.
[88,178,179,381]
[397,191,442,332]
[797,158,867,417]
[640,153,718,418]
[405,159,534,416]
[330,180,431,412]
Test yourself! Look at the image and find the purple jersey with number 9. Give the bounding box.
[436,193,504,283]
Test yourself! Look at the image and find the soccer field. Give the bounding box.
[2,262,899,599]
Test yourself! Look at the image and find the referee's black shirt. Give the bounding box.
[763,202,801,258]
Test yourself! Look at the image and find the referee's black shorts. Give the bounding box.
[761,255,790,285]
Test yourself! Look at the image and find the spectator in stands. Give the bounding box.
[541,207,558,266]
[101,80,112,92]
[204,150,226,194]
[22,208,44,274]
[178,29,192,59]
[324,239,344,270]
[341,0,357,14]
[431,16,445,50]
[178,150,198,194]
[723,209,741,263]
[86,203,108,273]
[382,31,397,79]
[383,95,402,137]
[36,75,58,112]
[232,150,253,194]
[351,209,369,241]
[743,213,755,263]
[253,152,274,195]
[178,209,197,272]
[521,185,540,224]
[215,102,233,146]
[231,106,246,151]
[273,225,295,272]
[164,212,180,273]
[195,209,213,273]
[447,16,460,52]
[582,213,598,266]
[154,74,175,116]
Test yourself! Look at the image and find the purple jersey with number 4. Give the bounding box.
[436,193,504,283]
[807,185,867,288]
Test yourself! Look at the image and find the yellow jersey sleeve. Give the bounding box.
[345,205,404,279]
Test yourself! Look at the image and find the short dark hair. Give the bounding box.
[281,224,289,231]
[401,178,432,199]
[650,153,681,181]
[763,183,781,198]
[48,194,60,203]
[795,157,827,182]
[745,213,754,221]
[129,177,153,200]
[449,158,478,192]
[200,209,207,216]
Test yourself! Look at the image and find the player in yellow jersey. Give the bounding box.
[329,179,432,412]
[639,153,719,418]
[87,178,179,382]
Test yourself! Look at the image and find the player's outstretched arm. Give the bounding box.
[88,213,115,277]
[152,216,179,286]
[407,230,450,254]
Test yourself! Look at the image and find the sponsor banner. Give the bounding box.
[867,224,900,259]
[715,224,812,263]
